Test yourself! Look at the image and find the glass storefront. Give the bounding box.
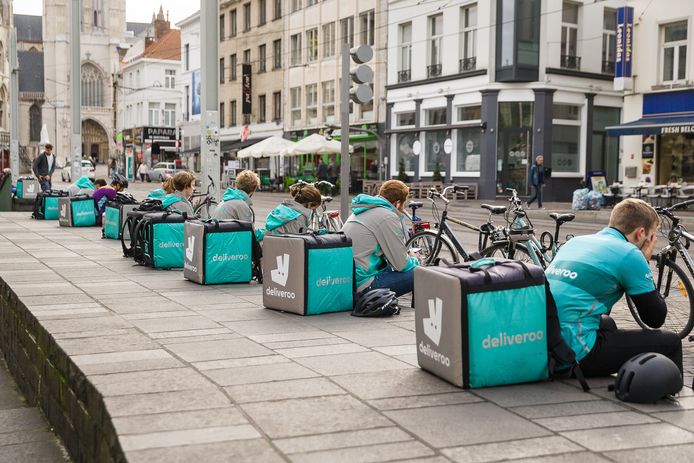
[396,133,416,172]
[425,130,447,173]
[497,102,533,194]
[591,106,621,184]
[456,127,480,172]
[658,133,694,184]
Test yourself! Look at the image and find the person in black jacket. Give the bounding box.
[32,144,56,191]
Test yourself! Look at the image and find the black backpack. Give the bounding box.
[121,199,164,257]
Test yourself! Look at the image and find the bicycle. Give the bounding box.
[480,188,575,268]
[624,199,694,338]
[191,175,218,219]
[293,180,344,232]
[405,185,482,265]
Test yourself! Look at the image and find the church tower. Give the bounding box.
[42,0,127,164]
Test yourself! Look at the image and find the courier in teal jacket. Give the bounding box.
[212,170,264,241]
[161,171,195,215]
[266,183,322,235]
[67,176,96,197]
[341,180,419,296]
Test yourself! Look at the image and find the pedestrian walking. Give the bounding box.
[137,162,150,182]
[32,143,56,191]
[527,155,545,209]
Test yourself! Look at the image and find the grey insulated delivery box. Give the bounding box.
[184,219,254,285]
[58,196,97,227]
[16,177,40,200]
[262,233,355,315]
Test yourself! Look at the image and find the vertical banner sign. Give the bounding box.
[242,64,252,115]
[615,7,634,78]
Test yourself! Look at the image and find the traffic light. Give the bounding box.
[349,45,373,105]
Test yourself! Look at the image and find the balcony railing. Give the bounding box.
[459,57,477,72]
[397,69,411,83]
[560,54,581,71]
[602,60,615,75]
[427,63,442,78]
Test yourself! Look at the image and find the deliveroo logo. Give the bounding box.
[185,236,195,262]
[271,254,290,286]
[60,203,67,218]
[27,183,35,193]
[423,298,443,345]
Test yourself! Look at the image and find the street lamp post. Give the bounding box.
[70,0,82,183]
[200,0,221,199]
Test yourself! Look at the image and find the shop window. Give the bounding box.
[552,125,581,173]
[397,111,415,127]
[396,133,416,172]
[425,108,447,126]
[456,127,480,172]
[425,130,447,172]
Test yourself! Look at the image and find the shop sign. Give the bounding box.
[661,125,694,135]
[145,127,177,140]
[615,7,634,79]
[242,64,252,115]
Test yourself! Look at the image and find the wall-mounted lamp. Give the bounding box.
[537,128,542,133]
[480,121,487,133]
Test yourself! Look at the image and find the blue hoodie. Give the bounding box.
[148,188,166,199]
[342,194,418,291]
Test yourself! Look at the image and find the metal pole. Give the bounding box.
[9,28,18,179]
[200,0,221,200]
[339,43,350,222]
[70,0,82,182]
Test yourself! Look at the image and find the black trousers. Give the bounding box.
[579,315,683,377]
[527,184,543,207]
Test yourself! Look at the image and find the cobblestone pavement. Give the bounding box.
[0,356,69,462]
[2,186,694,462]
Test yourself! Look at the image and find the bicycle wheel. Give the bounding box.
[194,200,218,220]
[480,241,536,265]
[406,230,460,265]
[626,256,694,339]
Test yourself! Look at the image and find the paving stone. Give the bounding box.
[442,436,583,463]
[242,395,393,438]
[9,282,80,296]
[193,354,290,371]
[289,440,435,463]
[373,345,418,356]
[264,337,351,350]
[512,452,611,463]
[113,407,249,435]
[223,319,315,336]
[121,310,194,320]
[335,327,417,347]
[58,333,159,355]
[385,402,551,448]
[125,438,284,463]
[534,411,659,431]
[560,422,694,452]
[166,338,272,362]
[249,330,337,344]
[473,381,600,407]
[22,293,94,306]
[149,328,232,339]
[274,427,413,454]
[119,424,260,451]
[0,430,57,447]
[195,307,274,322]
[0,408,52,433]
[226,377,347,403]
[368,392,482,411]
[295,351,413,376]
[512,400,629,419]
[654,409,694,432]
[129,315,222,333]
[91,368,215,396]
[332,369,460,400]
[160,333,241,345]
[204,361,319,386]
[274,342,369,358]
[605,443,694,462]
[0,440,69,463]
[41,316,131,334]
[104,389,232,417]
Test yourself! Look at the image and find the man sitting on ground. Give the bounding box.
[341,180,420,297]
[547,198,682,376]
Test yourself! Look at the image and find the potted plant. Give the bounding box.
[432,160,443,182]
[397,158,410,183]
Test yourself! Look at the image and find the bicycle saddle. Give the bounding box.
[481,204,507,215]
[408,201,423,210]
[322,196,333,203]
[549,213,575,224]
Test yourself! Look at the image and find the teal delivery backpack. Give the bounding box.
[32,190,68,220]
[58,196,97,227]
[133,211,187,269]
[415,258,551,389]
[262,233,354,315]
[184,219,254,285]
[15,177,40,200]
[103,194,139,240]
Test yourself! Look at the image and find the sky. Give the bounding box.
[13,0,199,24]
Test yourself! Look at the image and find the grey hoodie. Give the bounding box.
[341,194,418,292]
[163,191,194,215]
[265,199,312,235]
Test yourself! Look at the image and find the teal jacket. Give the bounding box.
[147,188,166,199]
[213,188,265,241]
[162,192,194,215]
[265,200,312,235]
[67,176,96,197]
[341,194,418,291]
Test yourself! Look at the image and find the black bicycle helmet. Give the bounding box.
[112,173,129,189]
[613,353,683,403]
[352,289,400,317]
